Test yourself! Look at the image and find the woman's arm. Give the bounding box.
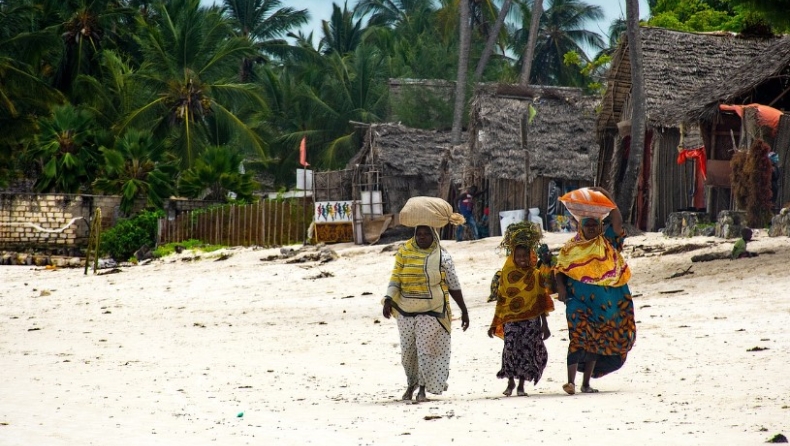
[449,290,470,331]
[540,314,551,340]
[383,250,404,319]
[555,271,568,303]
[441,251,469,331]
[590,186,623,235]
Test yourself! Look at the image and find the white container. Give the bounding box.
[528,207,544,230]
[360,191,383,216]
[296,169,313,190]
[499,209,526,235]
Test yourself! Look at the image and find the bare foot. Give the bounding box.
[562,382,576,395]
[580,385,599,393]
[402,384,417,401]
[516,387,527,397]
[503,381,515,396]
[416,387,428,403]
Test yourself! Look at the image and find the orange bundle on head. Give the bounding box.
[559,188,616,221]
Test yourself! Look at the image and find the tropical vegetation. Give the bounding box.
[0,0,783,214]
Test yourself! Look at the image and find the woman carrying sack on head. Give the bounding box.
[555,187,636,395]
[382,197,470,403]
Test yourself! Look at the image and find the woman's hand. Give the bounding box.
[382,299,392,319]
[461,311,470,331]
[487,326,495,338]
[541,324,551,340]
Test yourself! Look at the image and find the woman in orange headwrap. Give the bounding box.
[487,222,553,397]
[555,187,636,395]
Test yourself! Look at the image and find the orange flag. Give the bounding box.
[299,136,309,167]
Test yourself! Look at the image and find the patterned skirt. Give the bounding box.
[397,314,451,395]
[565,279,636,378]
[496,318,548,385]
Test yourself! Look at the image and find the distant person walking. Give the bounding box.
[769,151,781,211]
[456,185,483,241]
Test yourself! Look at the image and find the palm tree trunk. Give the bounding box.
[614,0,646,224]
[451,0,472,144]
[473,0,512,81]
[519,0,543,85]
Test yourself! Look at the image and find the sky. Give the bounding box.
[201,0,652,47]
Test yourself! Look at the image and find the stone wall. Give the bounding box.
[663,212,712,237]
[0,194,101,252]
[769,209,790,237]
[0,193,221,252]
[715,210,748,239]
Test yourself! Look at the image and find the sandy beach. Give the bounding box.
[1,230,788,445]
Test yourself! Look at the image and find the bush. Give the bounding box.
[100,209,163,261]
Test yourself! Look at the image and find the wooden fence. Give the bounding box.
[158,200,313,247]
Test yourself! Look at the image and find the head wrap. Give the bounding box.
[500,222,542,255]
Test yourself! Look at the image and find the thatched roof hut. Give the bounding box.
[599,27,775,131]
[651,36,790,215]
[597,27,779,231]
[348,123,464,214]
[469,84,599,235]
[656,36,790,126]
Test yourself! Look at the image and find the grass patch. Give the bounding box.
[154,239,226,258]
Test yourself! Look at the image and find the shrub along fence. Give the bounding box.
[158,200,313,247]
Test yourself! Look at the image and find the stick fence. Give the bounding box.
[158,200,313,247]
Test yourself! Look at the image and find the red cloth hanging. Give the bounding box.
[676,146,707,180]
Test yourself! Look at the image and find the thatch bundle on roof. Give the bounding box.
[470,84,599,182]
[657,36,790,126]
[599,27,777,131]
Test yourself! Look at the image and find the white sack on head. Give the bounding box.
[398,196,465,228]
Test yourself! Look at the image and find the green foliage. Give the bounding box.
[390,86,454,130]
[93,129,178,215]
[152,239,225,257]
[650,0,772,33]
[564,51,612,95]
[27,104,105,193]
[100,209,164,261]
[178,147,258,201]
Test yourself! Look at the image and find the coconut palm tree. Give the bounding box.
[519,0,542,85]
[511,0,605,86]
[320,2,365,55]
[614,0,646,222]
[450,0,471,143]
[474,0,514,80]
[93,129,177,214]
[122,0,268,169]
[222,0,309,81]
[40,0,137,95]
[27,104,104,193]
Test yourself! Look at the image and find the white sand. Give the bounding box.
[1,231,788,445]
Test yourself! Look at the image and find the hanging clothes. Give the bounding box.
[676,146,707,181]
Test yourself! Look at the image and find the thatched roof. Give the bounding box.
[349,123,464,179]
[470,84,599,182]
[656,36,790,126]
[598,27,778,130]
